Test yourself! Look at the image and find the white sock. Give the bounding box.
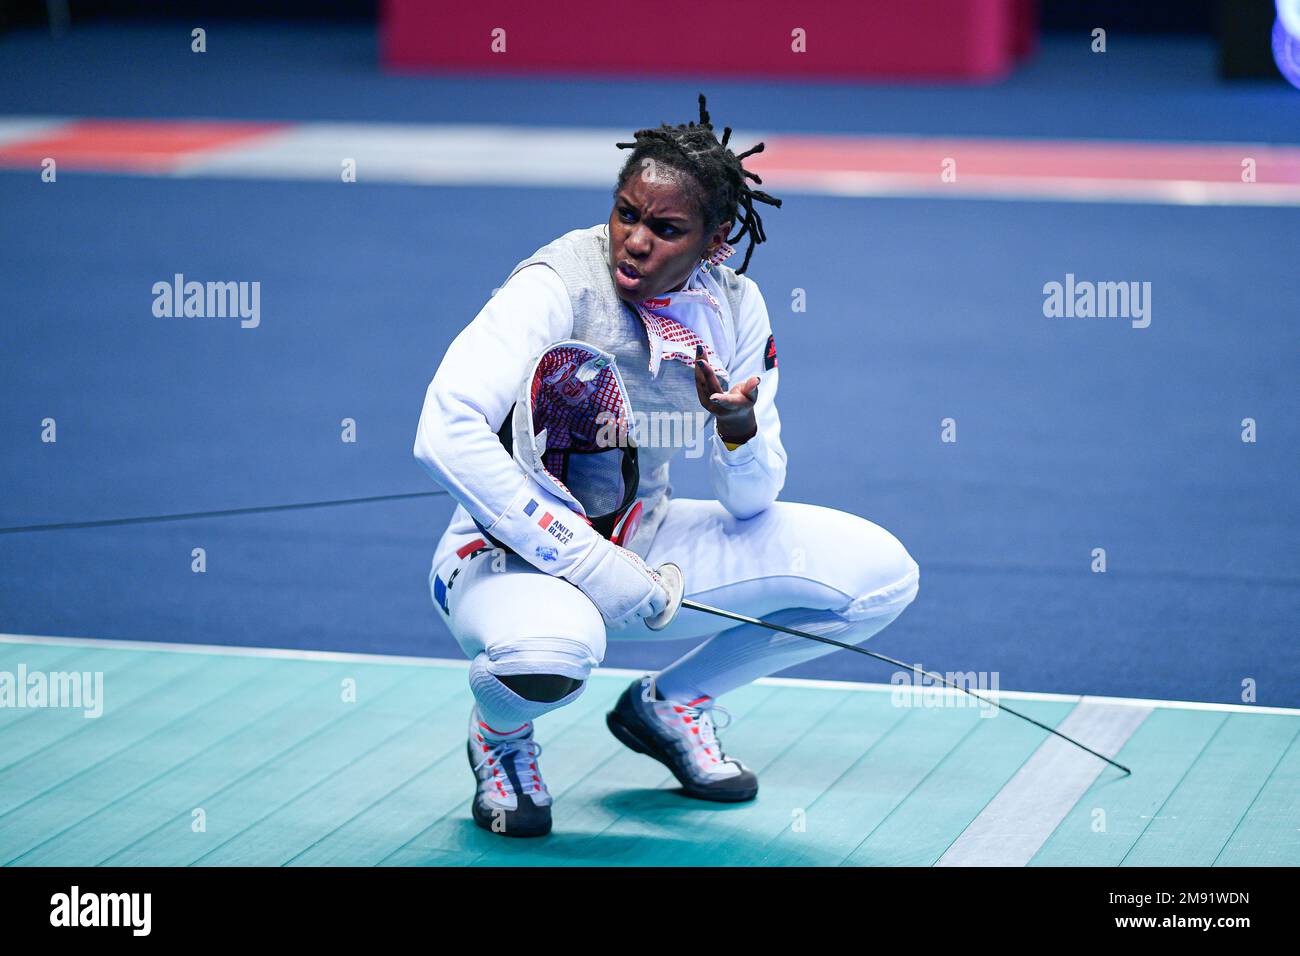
[653,605,906,703]
[468,653,584,736]
[473,705,533,741]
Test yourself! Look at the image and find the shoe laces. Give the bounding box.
[642,677,733,763]
[474,733,546,797]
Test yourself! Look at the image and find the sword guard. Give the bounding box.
[645,562,684,631]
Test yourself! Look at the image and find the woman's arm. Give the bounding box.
[413,264,573,523]
[705,276,788,519]
[413,264,668,628]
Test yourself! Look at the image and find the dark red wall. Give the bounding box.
[382,0,1037,81]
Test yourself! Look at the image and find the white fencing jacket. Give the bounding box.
[414,224,787,570]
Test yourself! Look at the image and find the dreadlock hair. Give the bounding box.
[614,93,782,276]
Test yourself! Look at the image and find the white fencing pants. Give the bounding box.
[429,498,920,726]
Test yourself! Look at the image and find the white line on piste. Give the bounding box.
[936,701,1154,867]
[2,631,1296,716]
[6,117,1299,208]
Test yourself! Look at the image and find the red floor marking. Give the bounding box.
[2,118,1297,202]
[759,135,1300,185]
[0,119,289,172]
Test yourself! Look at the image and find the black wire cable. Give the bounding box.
[0,490,450,535]
[682,597,1133,776]
[3,493,1131,775]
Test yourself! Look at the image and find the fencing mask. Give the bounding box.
[486,340,643,550]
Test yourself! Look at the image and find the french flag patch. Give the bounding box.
[538,512,553,529]
[524,499,538,516]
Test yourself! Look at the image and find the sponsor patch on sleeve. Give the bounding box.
[763,333,778,370]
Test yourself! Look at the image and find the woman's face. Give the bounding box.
[608,169,731,303]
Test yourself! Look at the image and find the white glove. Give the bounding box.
[565,537,669,630]
[482,475,675,629]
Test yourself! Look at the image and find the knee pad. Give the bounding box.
[499,673,584,702]
[469,654,587,727]
[480,634,603,682]
[839,565,920,622]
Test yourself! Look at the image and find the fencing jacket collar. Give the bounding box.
[629,240,736,381]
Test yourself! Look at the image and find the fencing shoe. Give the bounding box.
[606,675,758,802]
[466,706,552,837]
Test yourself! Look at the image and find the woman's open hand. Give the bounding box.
[694,345,758,445]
